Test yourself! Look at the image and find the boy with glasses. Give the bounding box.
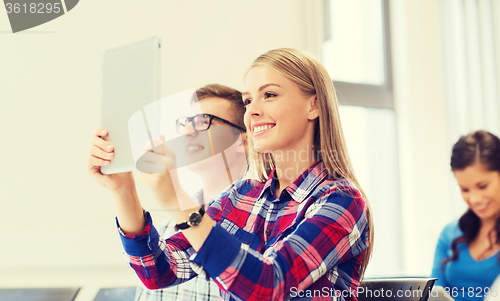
[134,84,247,301]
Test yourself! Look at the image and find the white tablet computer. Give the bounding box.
[100,36,161,174]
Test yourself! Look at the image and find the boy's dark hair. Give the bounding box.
[194,84,245,129]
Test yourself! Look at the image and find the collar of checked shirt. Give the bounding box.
[257,160,330,203]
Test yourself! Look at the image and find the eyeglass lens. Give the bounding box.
[176,114,211,134]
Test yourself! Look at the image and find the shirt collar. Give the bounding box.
[259,160,329,203]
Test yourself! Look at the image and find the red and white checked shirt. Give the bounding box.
[119,161,369,301]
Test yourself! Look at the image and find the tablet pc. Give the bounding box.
[100,36,161,174]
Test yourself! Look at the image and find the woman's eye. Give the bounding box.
[479,184,488,190]
[264,92,276,98]
[461,188,469,193]
[243,98,252,106]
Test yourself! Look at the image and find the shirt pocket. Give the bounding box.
[234,228,253,245]
[220,219,253,245]
[267,222,299,249]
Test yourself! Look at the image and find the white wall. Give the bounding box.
[390,0,450,275]
[0,0,315,271]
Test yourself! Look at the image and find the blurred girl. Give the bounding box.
[431,130,500,301]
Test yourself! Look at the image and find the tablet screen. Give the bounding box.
[100,36,161,175]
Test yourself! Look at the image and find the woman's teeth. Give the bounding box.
[254,125,274,134]
[475,203,489,211]
[187,145,203,152]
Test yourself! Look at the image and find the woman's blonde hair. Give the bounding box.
[246,48,373,278]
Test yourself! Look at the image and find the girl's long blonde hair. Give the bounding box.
[246,48,373,278]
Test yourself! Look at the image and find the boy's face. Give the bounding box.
[183,97,245,173]
[190,97,239,131]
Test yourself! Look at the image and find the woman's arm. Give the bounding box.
[110,179,145,235]
[431,222,456,288]
[117,193,215,288]
[132,136,214,249]
[119,187,230,289]
[119,212,205,288]
[118,175,233,290]
[87,127,145,235]
[88,128,209,286]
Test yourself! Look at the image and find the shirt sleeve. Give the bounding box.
[430,221,458,288]
[117,211,199,290]
[117,183,235,291]
[190,186,369,301]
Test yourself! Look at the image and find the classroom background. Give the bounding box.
[1,0,499,300]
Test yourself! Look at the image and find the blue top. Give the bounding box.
[431,220,500,301]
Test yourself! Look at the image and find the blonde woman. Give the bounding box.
[87,48,373,301]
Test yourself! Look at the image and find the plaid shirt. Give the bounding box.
[134,190,221,301]
[119,161,369,301]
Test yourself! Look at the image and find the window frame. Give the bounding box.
[324,0,394,110]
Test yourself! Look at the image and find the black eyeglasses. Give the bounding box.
[175,113,246,134]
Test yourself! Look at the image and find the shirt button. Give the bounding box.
[265,230,271,235]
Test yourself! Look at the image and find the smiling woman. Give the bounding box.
[431,130,500,301]
[88,48,373,301]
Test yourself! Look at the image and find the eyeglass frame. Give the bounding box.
[175,113,246,134]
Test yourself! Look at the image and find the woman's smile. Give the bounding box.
[252,123,276,136]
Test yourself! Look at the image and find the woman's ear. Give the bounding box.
[307,95,319,120]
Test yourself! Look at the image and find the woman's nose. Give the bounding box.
[246,100,262,116]
[468,190,483,205]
